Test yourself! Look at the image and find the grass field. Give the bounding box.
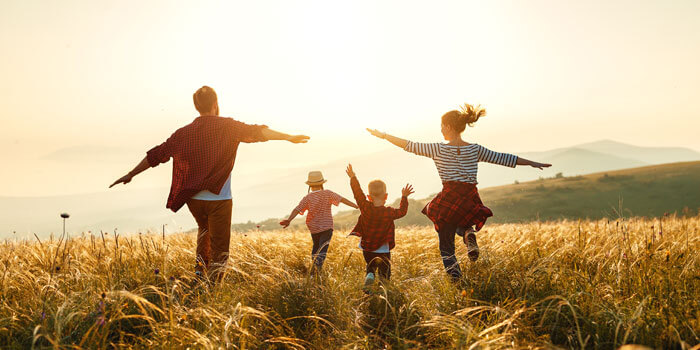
[1,216,699,349]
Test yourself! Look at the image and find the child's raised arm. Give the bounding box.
[346,164,371,212]
[389,184,414,219]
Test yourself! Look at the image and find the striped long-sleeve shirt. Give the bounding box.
[404,141,518,184]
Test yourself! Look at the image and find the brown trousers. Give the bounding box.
[363,251,391,280]
[186,199,233,280]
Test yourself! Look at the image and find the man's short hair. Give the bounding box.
[368,180,387,197]
[193,86,218,114]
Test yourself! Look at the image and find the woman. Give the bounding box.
[367,103,551,282]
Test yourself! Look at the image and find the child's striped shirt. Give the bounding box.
[295,189,343,234]
[404,142,517,184]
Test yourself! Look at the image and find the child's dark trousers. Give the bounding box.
[311,229,333,269]
[363,251,391,280]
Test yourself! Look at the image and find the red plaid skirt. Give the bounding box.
[422,181,493,232]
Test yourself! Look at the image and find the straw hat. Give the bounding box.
[305,171,327,186]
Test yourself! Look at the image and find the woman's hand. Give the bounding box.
[366,128,409,149]
[279,219,291,228]
[401,184,415,197]
[366,128,386,139]
[530,162,552,170]
[516,157,552,170]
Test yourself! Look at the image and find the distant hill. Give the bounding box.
[237,161,700,231]
[3,140,699,239]
[574,139,700,164]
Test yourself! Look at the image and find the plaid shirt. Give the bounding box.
[349,176,408,251]
[146,115,267,212]
[422,181,493,232]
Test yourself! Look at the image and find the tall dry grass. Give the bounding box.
[1,216,698,349]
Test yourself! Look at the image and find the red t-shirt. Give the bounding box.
[295,190,343,234]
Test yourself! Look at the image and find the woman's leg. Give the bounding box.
[457,226,479,261]
[438,224,462,281]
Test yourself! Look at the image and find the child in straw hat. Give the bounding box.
[280,171,358,272]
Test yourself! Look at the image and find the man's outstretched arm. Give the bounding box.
[261,128,310,143]
[109,156,150,188]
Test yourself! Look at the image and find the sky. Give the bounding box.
[1,0,699,198]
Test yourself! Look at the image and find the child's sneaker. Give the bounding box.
[464,233,479,261]
[363,272,375,293]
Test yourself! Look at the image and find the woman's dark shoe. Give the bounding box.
[464,233,479,261]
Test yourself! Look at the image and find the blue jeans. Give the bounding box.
[438,224,468,282]
[311,229,333,269]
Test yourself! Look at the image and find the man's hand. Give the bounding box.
[109,174,133,188]
[401,184,415,197]
[346,164,356,178]
[531,162,552,170]
[279,219,291,228]
[287,135,310,144]
[366,128,385,139]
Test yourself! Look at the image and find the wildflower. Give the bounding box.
[154,268,160,275]
[55,266,60,271]
[461,290,467,297]
[665,250,670,262]
[41,311,46,320]
[169,276,175,281]
[256,225,261,229]
[195,270,202,276]
[60,213,70,219]
[101,292,106,299]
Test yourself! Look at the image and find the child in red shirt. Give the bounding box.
[345,164,414,291]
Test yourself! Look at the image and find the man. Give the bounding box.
[110,86,309,281]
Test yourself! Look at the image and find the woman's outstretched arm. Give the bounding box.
[366,128,408,149]
[516,157,552,170]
